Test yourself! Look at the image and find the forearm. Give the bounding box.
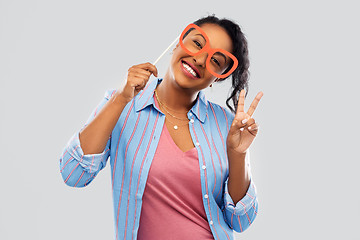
[79,91,130,155]
[227,149,251,204]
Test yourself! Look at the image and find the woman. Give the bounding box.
[60,15,263,240]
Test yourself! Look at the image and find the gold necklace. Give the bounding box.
[154,89,188,114]
[154,89,190,130]
[163,115,189,130]
[154,89,189,121]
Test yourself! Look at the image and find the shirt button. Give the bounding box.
[189,113,192,116]
[204,194,209,199]
[190,119,194,123]
[196,142,200,146]
[209,220,213,225]
[202,165,206,170]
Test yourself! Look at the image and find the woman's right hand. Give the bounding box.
[118,62,158,103]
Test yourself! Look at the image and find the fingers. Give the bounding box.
[119,62,159,102]
[127,75,146,90]
[239,118,255,131]
[238,118,259,136]
[231,115,253,131]
[246,122,259,136]
[236,89,264,118]
[236,89,246,114]
[128,62,158,87]
[247,91,263,117]
[134,62,158,77]
[128,68,152,79]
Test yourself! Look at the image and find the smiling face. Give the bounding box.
[167,23,233,92]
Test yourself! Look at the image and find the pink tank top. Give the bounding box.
[137,94,214,240]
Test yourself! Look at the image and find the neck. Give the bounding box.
[155,72,199,113]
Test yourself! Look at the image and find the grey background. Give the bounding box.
[1,0,359,239]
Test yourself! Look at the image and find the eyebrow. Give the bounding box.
[194,33,206,42]
[214,52,227,63]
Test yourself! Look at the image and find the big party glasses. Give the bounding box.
[179,23,238,78]
[153,24,239,79]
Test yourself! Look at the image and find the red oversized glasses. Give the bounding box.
[179,23,238,79]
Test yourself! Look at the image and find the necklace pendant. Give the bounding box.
[174,125,178,130]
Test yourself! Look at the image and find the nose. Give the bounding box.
[193,52,208,68]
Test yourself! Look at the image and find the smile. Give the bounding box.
[181,60,200,79]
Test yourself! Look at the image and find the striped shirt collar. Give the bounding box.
[135,78,208,123]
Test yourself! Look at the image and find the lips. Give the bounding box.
[181,60,201,78]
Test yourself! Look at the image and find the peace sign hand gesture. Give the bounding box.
[227,89,264,154]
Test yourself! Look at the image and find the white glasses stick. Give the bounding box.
[153,34,181,66]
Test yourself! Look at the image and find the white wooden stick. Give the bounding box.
[153,34,180,65]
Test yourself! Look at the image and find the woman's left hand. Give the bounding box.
[227,89,263,154]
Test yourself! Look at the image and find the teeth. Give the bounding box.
[182,62,198,77]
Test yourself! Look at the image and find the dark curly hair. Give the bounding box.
[192,14,250,114]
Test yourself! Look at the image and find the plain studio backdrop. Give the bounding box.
[0,0,359,239]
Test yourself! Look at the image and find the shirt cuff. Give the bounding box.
[66,131,110,173]
[223,177,257,216]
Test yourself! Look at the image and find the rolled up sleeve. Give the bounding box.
[59,130,110,187]
[222,177,258,232]
[67,131,110,173]
[59,89,115,187]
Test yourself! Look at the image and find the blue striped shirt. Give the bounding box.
[60,78,258,240]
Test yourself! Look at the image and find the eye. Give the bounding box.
[211,57,221,67]
[193,40,202,48]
